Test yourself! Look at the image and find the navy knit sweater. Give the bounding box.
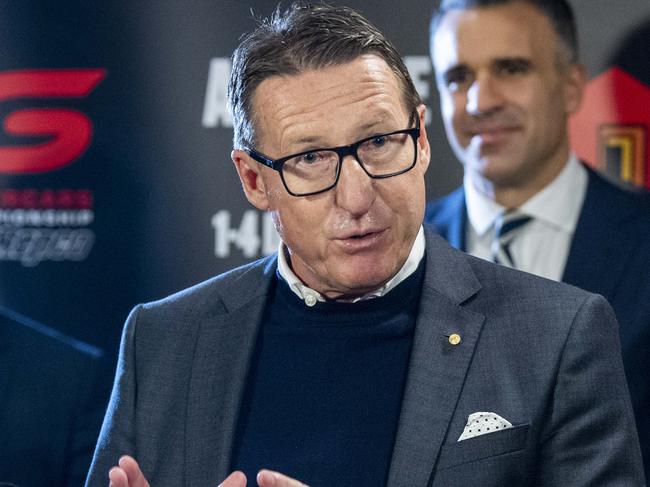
[231,261,424,486]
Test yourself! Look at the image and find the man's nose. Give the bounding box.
[466,74,504,116]
[334,155,375,215]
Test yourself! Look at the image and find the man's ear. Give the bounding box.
[416,104,431,173]
[231,149,270,211]
[564,63,587,115]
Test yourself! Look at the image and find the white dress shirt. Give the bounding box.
[465,155,588,281]
[278,226,426,305]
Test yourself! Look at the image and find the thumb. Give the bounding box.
[218,470,247,487]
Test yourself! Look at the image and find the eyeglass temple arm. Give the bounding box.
[246,149,277,170]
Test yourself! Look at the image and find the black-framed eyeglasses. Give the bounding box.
[245,114,421,197]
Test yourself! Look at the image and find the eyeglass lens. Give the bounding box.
[282,131,415,195]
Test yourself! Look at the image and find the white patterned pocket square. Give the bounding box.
[458,411,513,441]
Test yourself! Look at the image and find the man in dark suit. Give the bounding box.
[87,3,644,486]
[0,306,109,487]
[424,0,650,475]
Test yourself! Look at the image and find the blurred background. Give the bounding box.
[0,0,648,363]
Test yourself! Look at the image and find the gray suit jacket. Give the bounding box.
[86,231,644,486]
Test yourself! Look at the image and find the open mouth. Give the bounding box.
[339,228,383,239]
[336,229,386,251]
[349,231,377,239]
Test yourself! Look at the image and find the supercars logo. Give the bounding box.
[0,68,106,174]
[569,67,650,189]
[0,69,105,265]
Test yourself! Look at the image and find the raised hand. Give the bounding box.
[256,470,309,487]
[218,471,247,487]
[219,469,309,487]
[106,456,308,487]
[108,456,149,487]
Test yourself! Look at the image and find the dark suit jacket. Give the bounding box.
[0,307,109,487]
[86,230,644,486]
[425,166,650,478]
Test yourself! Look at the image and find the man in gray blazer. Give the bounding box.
[86,3,644,486]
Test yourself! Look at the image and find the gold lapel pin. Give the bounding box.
[448,333,461,346]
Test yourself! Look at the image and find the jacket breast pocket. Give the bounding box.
[436,423,530,470]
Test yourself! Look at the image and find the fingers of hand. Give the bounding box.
[257,470,309,487]
[107,456,150,487]
[108,466,128,487]
[218,470,247,487]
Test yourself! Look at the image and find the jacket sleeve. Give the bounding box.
[536,293,645,486]
[84,305,142,486]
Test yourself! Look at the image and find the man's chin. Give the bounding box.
[466,156,523,186]
[325,267,395,299]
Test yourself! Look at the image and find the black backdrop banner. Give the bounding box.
[0,1,649,359]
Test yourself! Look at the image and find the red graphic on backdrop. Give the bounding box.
[569,67,650,189]
[0,189,92,209]
[0,69,106,174]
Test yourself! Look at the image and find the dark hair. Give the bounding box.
[228,2,422,149]
[430,0,579,64]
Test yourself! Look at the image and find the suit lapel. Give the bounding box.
[426,188,467,251]
[387,232,484,487]
[562,168,636,299]
[184,258,276,486]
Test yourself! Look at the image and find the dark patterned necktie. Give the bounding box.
[491,210,532,268]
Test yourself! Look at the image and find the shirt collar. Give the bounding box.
[277,226,426,304]
[464,173,503,236]
[520,154,587,232]
[464,154,587,235]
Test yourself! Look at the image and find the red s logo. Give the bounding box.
[0,69,106,174]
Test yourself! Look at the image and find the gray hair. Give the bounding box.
[228,2,422,149]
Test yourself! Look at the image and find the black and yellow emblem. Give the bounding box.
[598,125,647,186]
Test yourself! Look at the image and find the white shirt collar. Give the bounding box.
[520,155,587,232]
[464,154,587,235]
[464,173,502,236]
[277,226,426,305]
